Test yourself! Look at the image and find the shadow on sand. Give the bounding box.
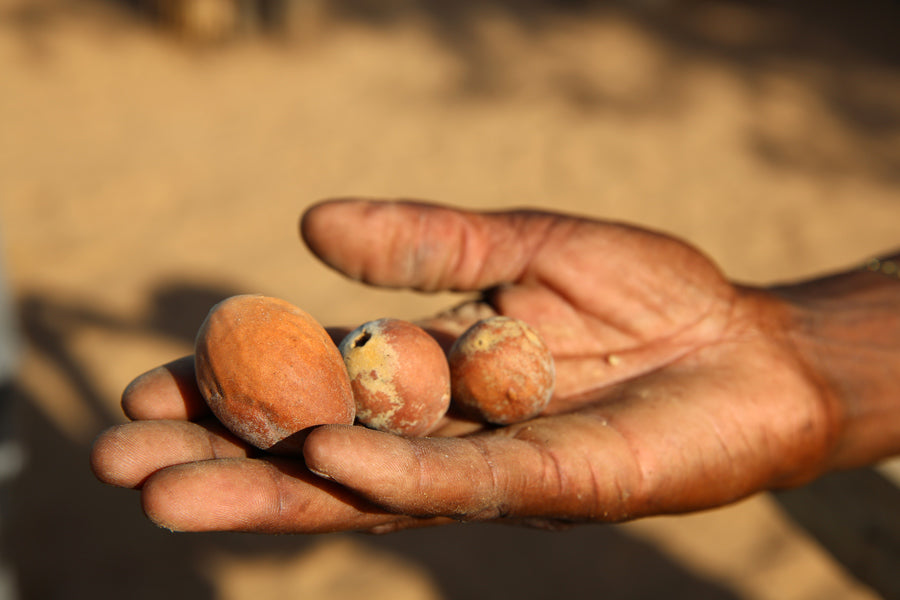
[7,279,741,599]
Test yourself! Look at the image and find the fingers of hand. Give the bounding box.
[140,457,404,534]
[303,420,628,522]
[122,356,209,421]
[300,198,561,292]
[304,425,504,519]
[90,419,252,489]
[91,419,445,534]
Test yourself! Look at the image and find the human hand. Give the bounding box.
[91,199,852,533]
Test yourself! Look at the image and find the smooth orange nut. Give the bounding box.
[194,294,355,453]
[339,318,450,437]
[448,316,555,425]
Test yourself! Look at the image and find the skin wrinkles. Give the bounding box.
[581,449,604,521]
[410,440,436,513]
[712,296,840,484]
[252,459,380,534]
[619,380,741,515]
[483,210,563,289]
[771,308,850,467]
[465,437,508,521]
[591,414,645,522]
[445,210,476,292]
[90,200,900,536]
[576,409,639,521]
[266,460,293,532]
[407,206,433,288]
[525,437,569,515]
[462,215,516,292]
[545,297,734,408]
[231,460,297,533]
[506,412,635,521]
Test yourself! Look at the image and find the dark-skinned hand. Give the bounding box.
[91,199,900,534]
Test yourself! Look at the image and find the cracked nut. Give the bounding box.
[339,318,450,437]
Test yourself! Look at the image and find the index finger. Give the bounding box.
[141,456,456,534]
[122,356,210,421]
[300,198,566,293]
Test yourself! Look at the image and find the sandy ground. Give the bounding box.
[1,0,899,598]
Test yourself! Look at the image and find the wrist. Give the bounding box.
[771,253,900,472]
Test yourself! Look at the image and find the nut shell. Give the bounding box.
[448,316,555,425]
[194,294,355,452]
[339,318,450,436]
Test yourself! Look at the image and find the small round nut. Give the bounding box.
[448,316,555,425]
[339,318,450,437]
[194,294,355,453]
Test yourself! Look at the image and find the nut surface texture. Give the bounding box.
[448,316,555,425]
[194,294,354,452]
[339,318,450,436]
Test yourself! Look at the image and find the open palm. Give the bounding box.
[91,200,839,533]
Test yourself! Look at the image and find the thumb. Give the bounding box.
[302,421,640,522]
[300,198,564,292]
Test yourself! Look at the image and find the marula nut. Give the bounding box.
[339,318,451,437]
[448,316,555,425]
[194,294,355,453]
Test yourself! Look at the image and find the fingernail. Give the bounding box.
[307,465,334,481]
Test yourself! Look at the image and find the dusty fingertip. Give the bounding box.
[143,502,182,533]
[90,424,138,487]
[143,510,183,533]
[89,428,116,483]
[120,368,156,420]
[140,468,193,533]
[299,198,359,250]
[301,424,356,479]
[121,356,207,421]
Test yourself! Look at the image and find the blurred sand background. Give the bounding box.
[1,0,899,598]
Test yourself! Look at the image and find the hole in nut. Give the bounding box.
[354,331,372,348]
